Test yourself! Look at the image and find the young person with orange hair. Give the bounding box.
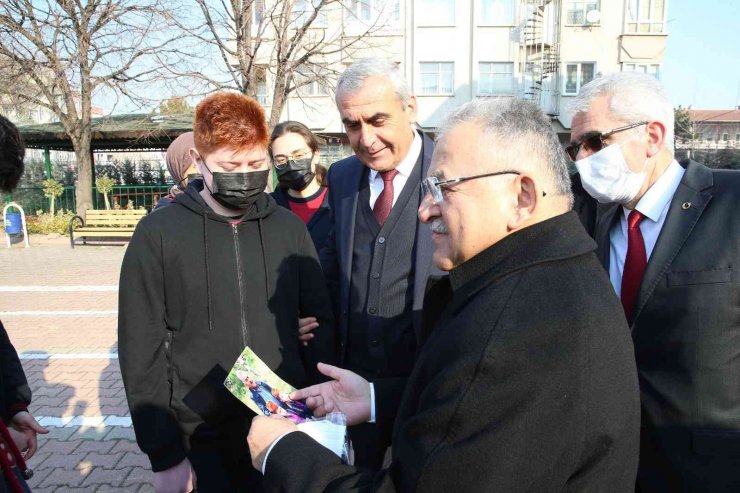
[118,93,336,493]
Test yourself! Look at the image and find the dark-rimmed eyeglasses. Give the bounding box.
[421,171,521,204]
[565,121,648,161]
[272,149,313,169]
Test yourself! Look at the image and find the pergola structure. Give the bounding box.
[18,112,193,178]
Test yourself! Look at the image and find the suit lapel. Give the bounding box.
[633,161,713,322]
[339,160,364,291]
[593,203,620,271]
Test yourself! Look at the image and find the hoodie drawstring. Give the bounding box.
[257,217,270,298]
[203,210,214,331]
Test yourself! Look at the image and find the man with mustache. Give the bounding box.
[316,58,443,469]
[248,98,641,491]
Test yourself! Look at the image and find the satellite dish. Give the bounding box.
[585,10,601,24]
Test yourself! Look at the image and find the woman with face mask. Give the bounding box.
[269,121,332,253]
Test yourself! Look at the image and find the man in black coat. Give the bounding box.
[0,115,49,492]
[248,98,641,492]
[318,58,443,468]
[569,72,740,492]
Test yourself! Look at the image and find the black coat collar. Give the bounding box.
[449,211,596,298]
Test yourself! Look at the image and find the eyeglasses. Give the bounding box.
[273,149,313,169]
[565,121,648,161]
[421,171,521,204]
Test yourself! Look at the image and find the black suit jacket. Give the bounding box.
[265,212,641,492]
[593,160,740,492]
[319,130,443,362]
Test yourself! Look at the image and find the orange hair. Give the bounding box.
[193,92,269,155]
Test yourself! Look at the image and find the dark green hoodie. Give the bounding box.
[118,182,336,472]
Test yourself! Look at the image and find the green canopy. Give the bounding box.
[18,113,193,152]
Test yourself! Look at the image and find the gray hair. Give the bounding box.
[438,98,573,206]
[335,58,411,107]
[569,72,675,153]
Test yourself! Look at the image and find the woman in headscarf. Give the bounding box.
[155,131,198,210]
[269,121,331,253]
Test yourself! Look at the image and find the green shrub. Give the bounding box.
[26,210,76,235]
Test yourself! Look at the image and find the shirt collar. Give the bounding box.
[625,159,685,223]
[369,128,422,181]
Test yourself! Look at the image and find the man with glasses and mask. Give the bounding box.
[569,72,740,493]
[119,92,335,493]
[247,98,640,492]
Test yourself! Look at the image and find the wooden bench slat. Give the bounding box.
[70,209,146,247]
[75,232,135,237]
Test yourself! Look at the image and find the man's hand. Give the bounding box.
[153,458,196,493]
[298,316,319,346]
[248,415,298,470]
[291,363,371,426]
[7,428,28,455]
[10,411,48,460]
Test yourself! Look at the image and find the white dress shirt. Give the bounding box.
[368,130,422,209]
[608,160,685,296]
[262,382,377,474]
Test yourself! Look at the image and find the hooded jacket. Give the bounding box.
[118,182,336,472]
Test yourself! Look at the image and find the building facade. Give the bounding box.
[264,0,669,141]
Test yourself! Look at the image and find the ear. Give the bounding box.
[405,95,418,124]
[507,175,538,230]
[189,148,205,174]
[646,121,666,158]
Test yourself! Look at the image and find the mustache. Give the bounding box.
[430,219,448,234]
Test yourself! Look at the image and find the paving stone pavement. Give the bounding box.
[1,236,156,492]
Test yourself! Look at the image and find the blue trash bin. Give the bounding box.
[4,213,21,235]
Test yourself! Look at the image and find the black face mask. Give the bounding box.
[203,163,269,211]
[276,157,315,191]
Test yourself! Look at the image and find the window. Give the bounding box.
[252,0,265,27]
[346,0,400,25]
[736,133,740,142]
[295,66,331,97]
[626,0,666,33]
[478,62,514,96]
[622,63,661,80]
[418,0,455,25]
[294,0,328,27]
[256,78,268,105]
[478,0,516,25]
[723,133,729,141]
[564,63,595,95]
[419,62,454,95]
[565,1,600,25]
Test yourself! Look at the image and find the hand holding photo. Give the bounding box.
[224,346,313,423]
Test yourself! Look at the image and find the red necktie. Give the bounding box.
[373,169,399,226]
[621,210,647,324]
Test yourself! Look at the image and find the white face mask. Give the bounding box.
[575,143,646,204]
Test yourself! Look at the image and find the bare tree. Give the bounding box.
[0,0,189,214]
[185,0,399,127]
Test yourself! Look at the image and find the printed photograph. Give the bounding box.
[224,346,313,423]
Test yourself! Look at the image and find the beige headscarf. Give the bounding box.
[165,132,195,195]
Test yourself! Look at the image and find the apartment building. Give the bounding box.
[683,108,740,150]
[267,0,669,140]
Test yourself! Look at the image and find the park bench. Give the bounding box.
[68,209,147,248]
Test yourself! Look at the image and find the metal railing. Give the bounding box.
[2,185,172,215]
